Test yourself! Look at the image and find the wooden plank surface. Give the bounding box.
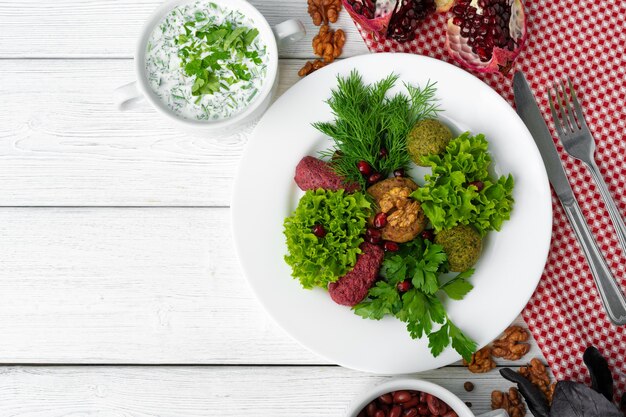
[0,0,369,59]
[0,366,529,416]
[0,59,309,206]
[0,206,543,364]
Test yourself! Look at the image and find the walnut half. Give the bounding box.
[492,325,531,361]
[519,358,556,404]
[307,0,342,26]
[464,347,496,373]
[491,387,525,417]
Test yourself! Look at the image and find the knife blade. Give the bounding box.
[512,72,573,202]
[513,71,626,326]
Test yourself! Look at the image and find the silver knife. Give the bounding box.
[513,71,626,326]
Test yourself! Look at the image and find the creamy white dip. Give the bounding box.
[145,1,269,121]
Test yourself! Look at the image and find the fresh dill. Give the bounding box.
[315,70,439,188]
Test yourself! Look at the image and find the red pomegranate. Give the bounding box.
[445,0,527,74]
[343,0,454,41]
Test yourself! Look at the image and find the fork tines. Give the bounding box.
[547,77,588,136]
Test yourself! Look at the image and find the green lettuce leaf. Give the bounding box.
[412,132,514,236]
[283,189,371,289]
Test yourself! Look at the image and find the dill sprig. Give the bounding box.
[315,70,439,188]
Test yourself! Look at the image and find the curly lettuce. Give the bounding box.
[284,189,372,289]
[411,132,514,235]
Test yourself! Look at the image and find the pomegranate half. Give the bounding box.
[445,0,527,74]
[343,0,455,41]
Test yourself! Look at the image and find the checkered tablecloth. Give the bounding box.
[351,0,626,398]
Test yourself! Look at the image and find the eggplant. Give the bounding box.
[500,368,550,417]
[550,381,622,417]
[582,346,614,402]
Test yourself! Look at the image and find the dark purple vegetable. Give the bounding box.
[620,393,626,415]
[583,346,614,402]
[550,381,622,417]
[500,368,550,417]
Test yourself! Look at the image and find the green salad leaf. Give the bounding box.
[353,238,477,361]
[283,189,371,289]
[411,132,514,236]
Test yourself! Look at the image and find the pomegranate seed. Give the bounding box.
[397,280,412,292]
[357,160,373,176]
[383,241,400,252]
[312,224,326,238]
[373,212,388,229]
[368,172,383,184]
[365,228,382,244]
[393,168,405,178]
[421,229,435,241]
[379,147,389,158]
[469,180,485,191]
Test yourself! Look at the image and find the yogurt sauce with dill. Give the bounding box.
[145,1,269,121]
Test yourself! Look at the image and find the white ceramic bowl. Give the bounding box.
[346,378,508,417]
[115,0,304,134]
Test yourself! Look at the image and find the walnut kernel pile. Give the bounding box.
[491,387,525,417]
[300,0,345,76]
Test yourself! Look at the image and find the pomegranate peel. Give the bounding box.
[445,0,527,74]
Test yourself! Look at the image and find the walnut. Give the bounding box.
[379,187,411,213]
[308,0,342,26]
[519,358,556,404]
[491,387,525,417]
[464,347,496,373]
[299,25,346,78]
[313,25,346,63]
[388,201,420,228]
[298,59,328,77]
[492,326,531,361]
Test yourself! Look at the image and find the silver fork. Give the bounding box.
[548,78,626,254]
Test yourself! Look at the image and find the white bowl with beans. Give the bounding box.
[346,378,509,417]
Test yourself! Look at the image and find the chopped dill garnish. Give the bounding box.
[315,70,439,188]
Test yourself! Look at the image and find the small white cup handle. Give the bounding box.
[273,19,306,47]
[114,81,143,111]
[476,410,509,417]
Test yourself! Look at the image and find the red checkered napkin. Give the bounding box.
[351,1,626,396]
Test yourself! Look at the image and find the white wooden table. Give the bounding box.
[0,1,544,415]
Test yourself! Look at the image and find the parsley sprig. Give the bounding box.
[353,239,477,361]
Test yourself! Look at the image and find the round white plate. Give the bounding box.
[232,53,552,374]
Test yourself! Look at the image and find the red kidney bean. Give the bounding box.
[402,409,418,417]
[419,392,428,403]
[393,390,412,404]
[416,404,429,415]
[442,412,457,417]
[375,410,386,417]
[426,394,441,415]
[389,405,402,417]
[367,402,378,417]
[402,397,420,408]
[379,394,393,405]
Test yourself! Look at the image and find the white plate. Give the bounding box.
[232,53,552,374]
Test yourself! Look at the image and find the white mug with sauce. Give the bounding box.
[115,0,305,134]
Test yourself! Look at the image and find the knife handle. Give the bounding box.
[562,198,626,325]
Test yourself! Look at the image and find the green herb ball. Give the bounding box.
[407,119,453,166]
[435,225,482,272]
[283,189,372,289]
